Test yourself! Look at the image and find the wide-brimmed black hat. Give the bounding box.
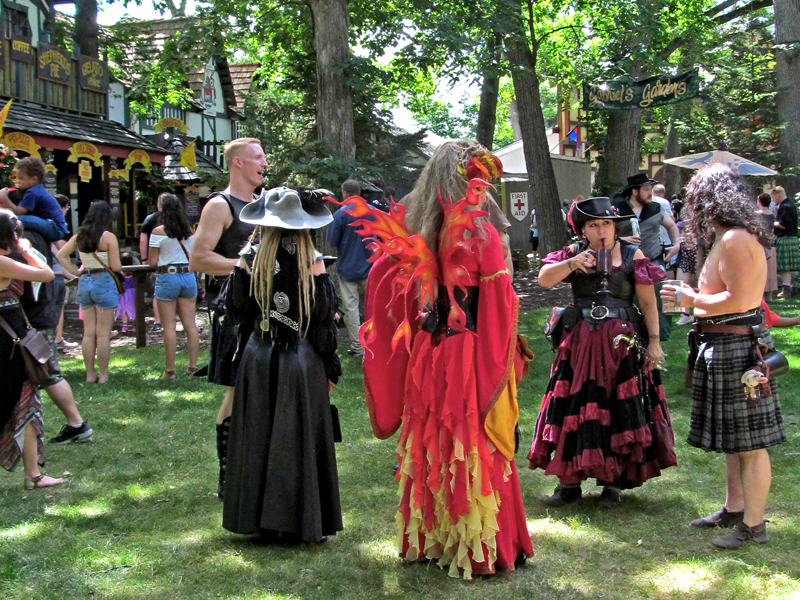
[620,172,660,197]
[240,186,333,230]
[569,196,627,232]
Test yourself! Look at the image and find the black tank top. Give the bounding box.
[213,192,257,259]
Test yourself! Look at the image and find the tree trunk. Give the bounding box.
[475,35,501,150]
[664,114,682,198]
[308,0,355,160]
[594,109,643,196]
[508,99,522,141]
[74,0,99,58]
[774,0,800,199]
[505,34,567,255]
[476,72,500,150]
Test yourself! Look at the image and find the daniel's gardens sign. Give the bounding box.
[583,69,700,111]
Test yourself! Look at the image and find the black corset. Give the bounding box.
[421,285,479,338]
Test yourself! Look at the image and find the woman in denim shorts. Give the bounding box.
[148,194,199,380]
[57,201,121,384]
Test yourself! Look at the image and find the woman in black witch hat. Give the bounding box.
[528,197,677,506]
[222,187,343,542]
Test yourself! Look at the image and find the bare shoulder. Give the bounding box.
[721,228,761,252]
[199,196,233,225]
[152,225,166,236]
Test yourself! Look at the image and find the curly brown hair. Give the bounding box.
[683,164,770,248]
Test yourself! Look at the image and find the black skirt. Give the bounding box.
[222,334,343,541]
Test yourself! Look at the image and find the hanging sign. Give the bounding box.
[583,68,700,111]
[11,33,33,63]
[37,42,71,84]
[184,187,200,223]
[109,168,129,181]
[2,131,41,156]
[510,191,529,221]
[124,148,151,171]
[44,164,57,194]
[79,56,109,92]
[67,141,103,166]
[153,118,188,133]
[78,159,92,183]
[202,58,217,111]
[109,178,120,206]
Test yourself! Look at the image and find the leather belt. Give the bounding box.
[158,265,191,274]
[579,306,638,322]
[693,322,757,335]
[86,268,106,274]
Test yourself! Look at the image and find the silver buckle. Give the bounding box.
[590,305,610,320]
[167,266,178,274]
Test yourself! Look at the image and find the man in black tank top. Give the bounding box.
[189,138,266,500]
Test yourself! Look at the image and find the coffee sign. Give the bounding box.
[11,33,33,63]
[79,56,109,92]
[38,43,71,84]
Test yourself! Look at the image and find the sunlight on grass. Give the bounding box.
[0,520,42,540]
[46,499,110,519]
[125,483,155,501]
[207,549,258,573]
[358,538,398,562]
[528,516,607,545]
[646,562,717,595]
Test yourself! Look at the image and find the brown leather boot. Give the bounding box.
[690,506,744,528]
[709,521,769,549]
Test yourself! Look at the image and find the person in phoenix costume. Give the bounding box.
[340,141,534,578]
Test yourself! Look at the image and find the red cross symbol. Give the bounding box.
[514,197,525,211]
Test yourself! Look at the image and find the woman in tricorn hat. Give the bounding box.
[221,187,343,543]
[528,197,677,506]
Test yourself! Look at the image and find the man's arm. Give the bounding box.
[139,233,150,264]
[679,230,761,315]
[189,197,237,276]
[663,213,681,260]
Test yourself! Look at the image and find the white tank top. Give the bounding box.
[80,250,110,270]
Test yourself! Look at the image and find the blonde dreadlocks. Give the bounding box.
[249,226,317,336]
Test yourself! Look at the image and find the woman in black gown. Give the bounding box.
[222,187,343,543]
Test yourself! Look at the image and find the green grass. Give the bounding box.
[1,303,799,599]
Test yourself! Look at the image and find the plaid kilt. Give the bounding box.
[775,236,800,272]
[688,333,785,453]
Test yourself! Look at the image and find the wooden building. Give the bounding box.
[0,1,168,240]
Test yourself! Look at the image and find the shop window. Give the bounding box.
[4,4,30,38]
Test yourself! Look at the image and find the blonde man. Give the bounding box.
[189,137,267,500]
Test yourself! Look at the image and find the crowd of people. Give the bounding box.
[0,141,792,575]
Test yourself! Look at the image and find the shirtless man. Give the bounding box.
[189,138,266,499]
[661,164,785,549]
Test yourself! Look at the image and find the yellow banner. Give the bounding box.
[67,141,102,167]
[45,164,57,175]
[123,148,151,172]
[180,141,197,169]
[2,131,41,156]
[78,159,92,183]
[153,118,188,133]
[108,168,129,181]
[0,99,12,138]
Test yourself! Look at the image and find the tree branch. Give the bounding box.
[705,0,739,19]
[713,0,772,25]
[658,0,772,60]
[536,24,582,46]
